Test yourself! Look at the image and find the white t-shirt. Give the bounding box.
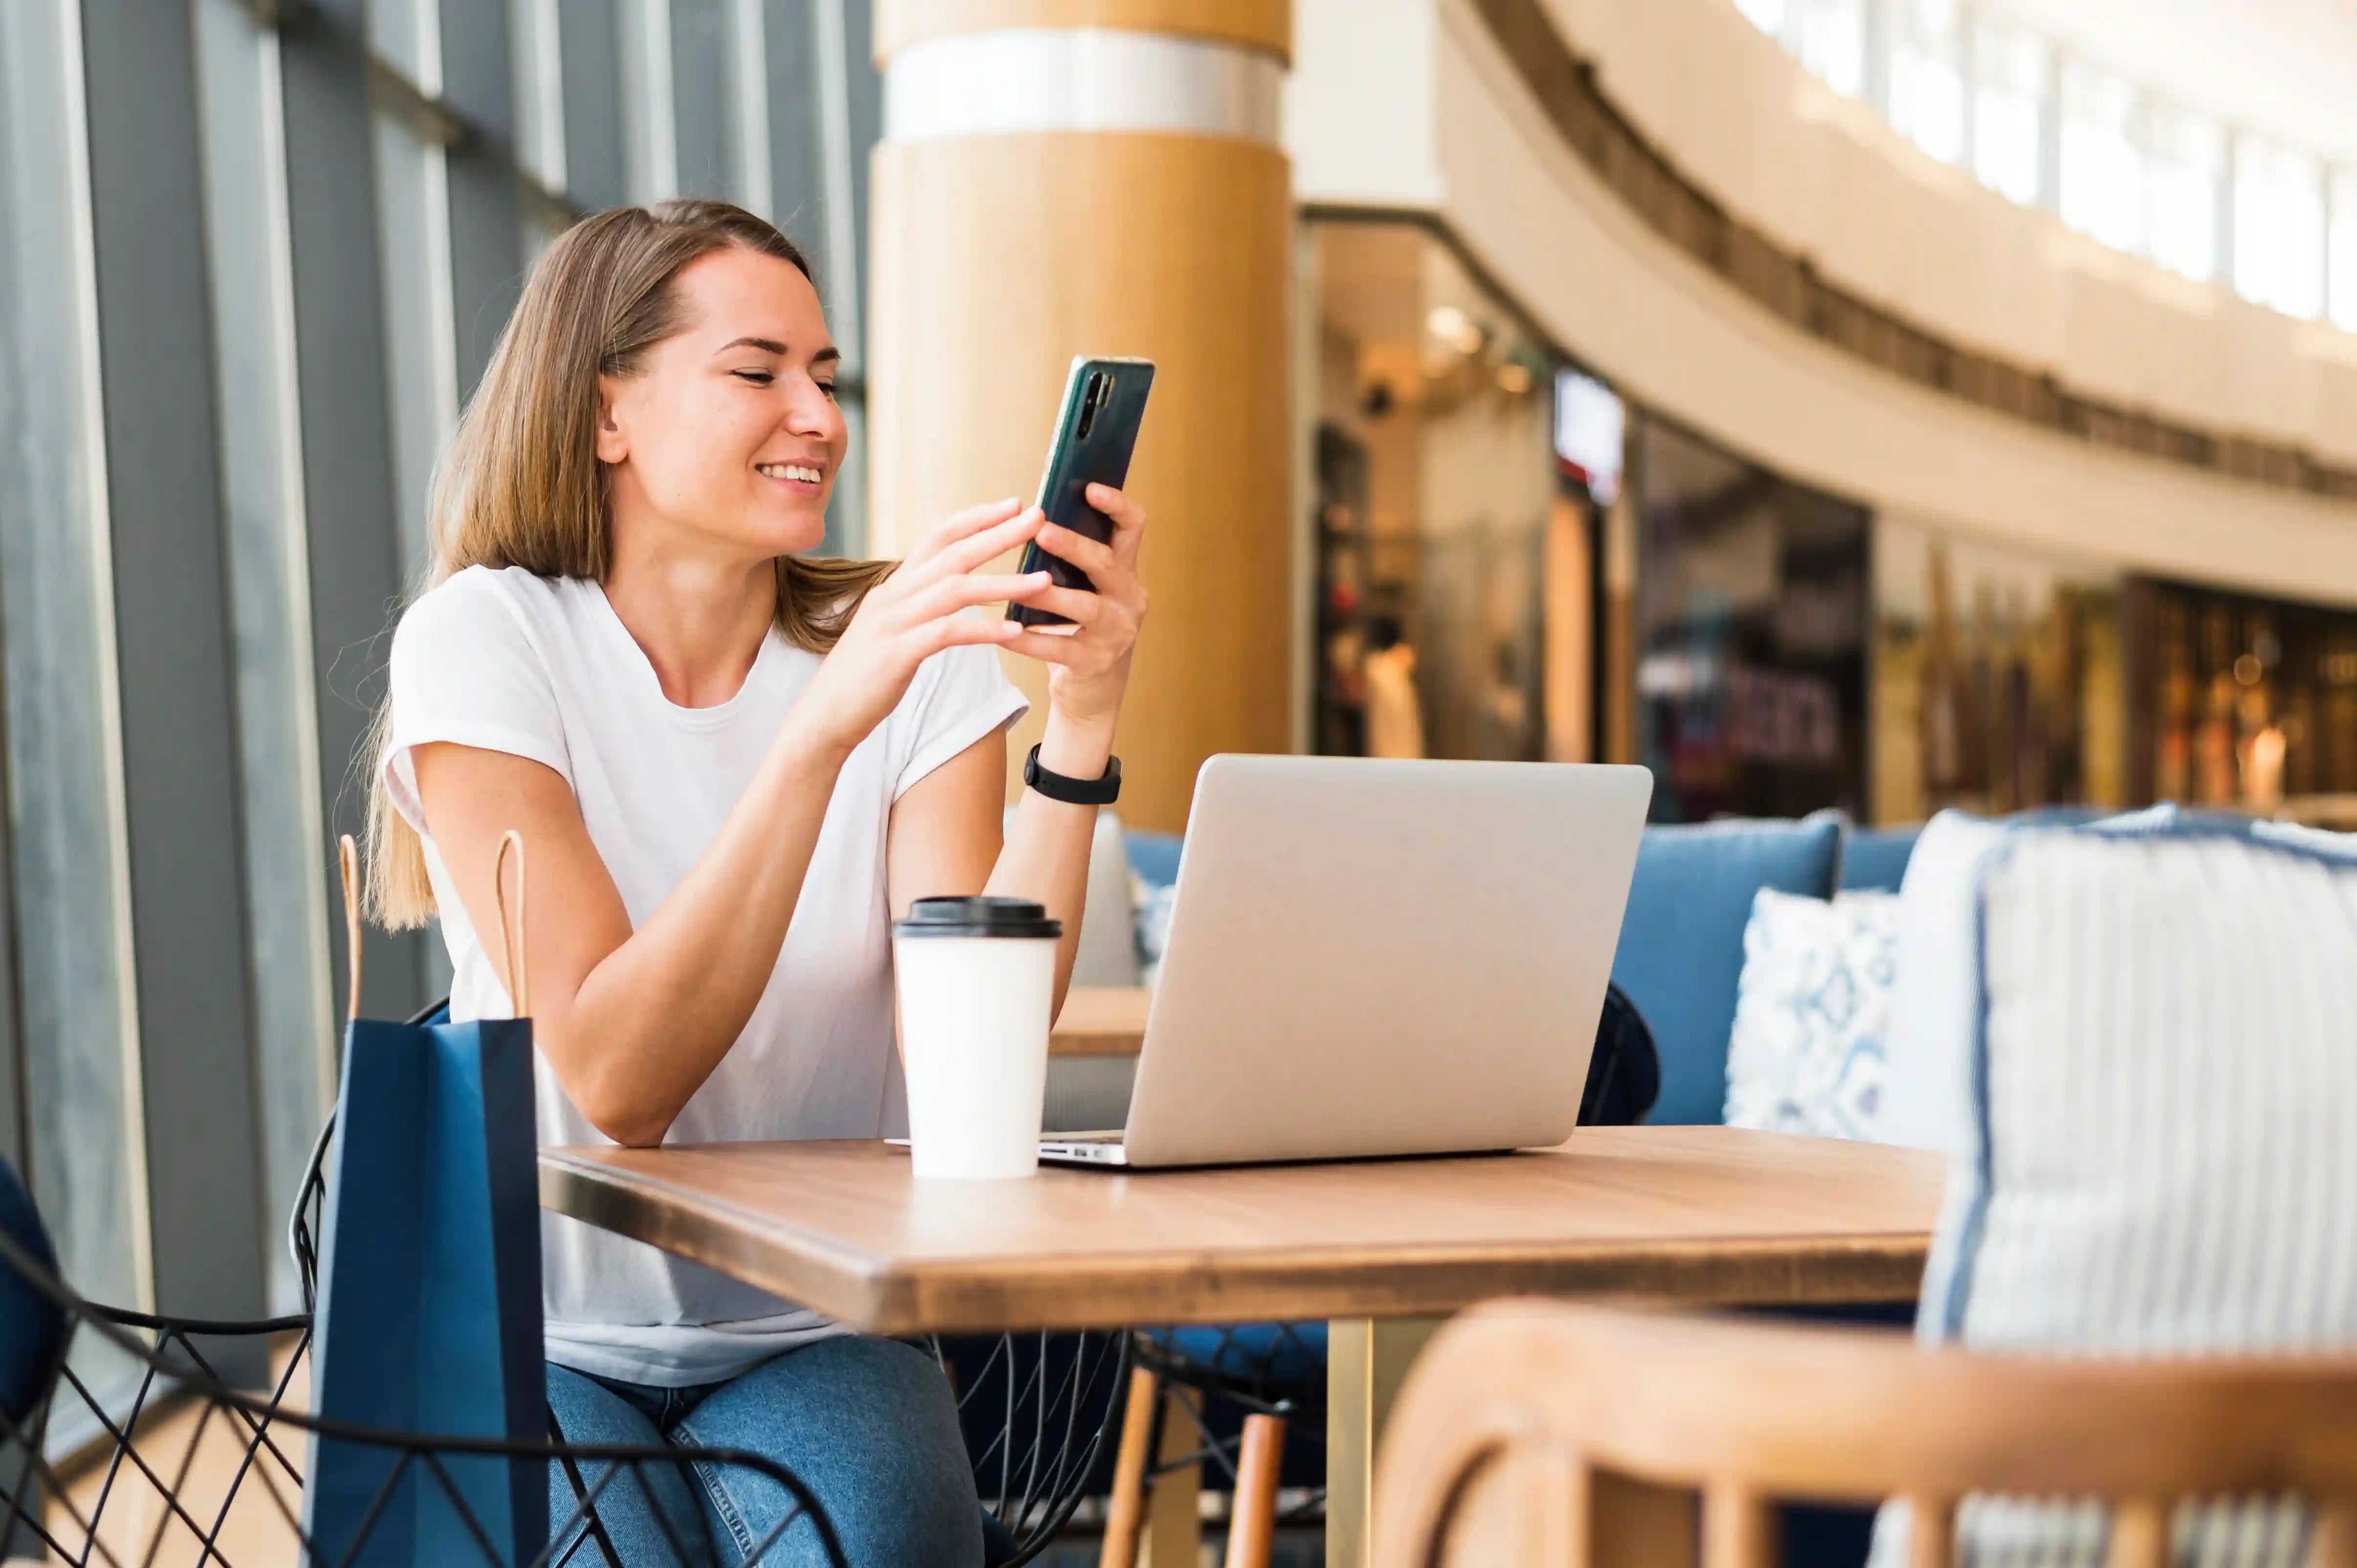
[383,564,1027,1386]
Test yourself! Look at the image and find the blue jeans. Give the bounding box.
[544,1335,984,1567]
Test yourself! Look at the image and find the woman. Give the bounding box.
[367,198,1147,1565]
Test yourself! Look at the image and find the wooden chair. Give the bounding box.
[1375,1300,2357,1568]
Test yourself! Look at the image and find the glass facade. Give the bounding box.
[1630,418,1872,824]
[1737,0,2357,327]
[2233,133,2328,320]
[1888,0,1966,167]
[1309,222,1570,766]
[0,0,150,1356]
[0,0,883,1335]
[2129,580,2357,818]
[1872,517,2127,824]
[1971,18,2048,206]
[2059,61,2143,255]
[2143,102,2225,284]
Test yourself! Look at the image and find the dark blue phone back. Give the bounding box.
[1009,357,1155,627]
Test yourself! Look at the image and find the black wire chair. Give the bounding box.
[0,1216,847,1568]
[0,987,848,1568]
[930,1329,1131,1564]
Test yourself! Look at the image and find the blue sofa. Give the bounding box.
[1607,815,1921,1127]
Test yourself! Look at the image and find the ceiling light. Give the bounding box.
[1425,305,1484,355]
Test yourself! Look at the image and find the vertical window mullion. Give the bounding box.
[76,0,273,1359]
[193,0,340,1314]
[0,0,153,1351]
[277,0,434,1023]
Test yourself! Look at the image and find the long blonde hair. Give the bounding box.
[365,198,893,928]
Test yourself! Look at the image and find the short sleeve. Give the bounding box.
[892,638,1030,800]
[383,569,572,833]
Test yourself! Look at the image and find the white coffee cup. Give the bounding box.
[892,896,1064,1179]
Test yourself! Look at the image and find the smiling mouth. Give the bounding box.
[757,462,826,484]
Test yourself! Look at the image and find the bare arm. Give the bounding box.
[414,732,846,1146]
[413,499,1059,1148]
[887,482,1151,1012]
[884,725,1096,1010]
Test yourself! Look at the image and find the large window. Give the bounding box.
[1888,0,1966,167]
[1735,0,2357,327]
[2332,170,2357,334]
[0,0,887,1344]
[193,0,336,1309]
[1971,16,2048,206]
[0,0,149,1350]
[2143,101,2225,284]
[2234,133,2327,321]
[1789,0,1869,101]
[2058,61,2143,255]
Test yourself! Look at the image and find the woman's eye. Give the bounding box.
[816,381,839,401]
[732,369,774,386]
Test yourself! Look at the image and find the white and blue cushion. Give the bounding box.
[1724,890,1898,1140]
[1879,817,2357,1566]
[1877,804,2232,1157]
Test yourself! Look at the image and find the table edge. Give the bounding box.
[538,1150,899,1328]
[538,1146,1928,1333]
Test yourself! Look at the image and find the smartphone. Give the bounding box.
[1007,356,1155,628]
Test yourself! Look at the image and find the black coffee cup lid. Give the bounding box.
[894,895,1062,939]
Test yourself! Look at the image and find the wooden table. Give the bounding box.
[541,1126,1943,1567]
[1048,985,1150,1058]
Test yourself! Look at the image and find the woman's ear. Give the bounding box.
[593,377,629,465]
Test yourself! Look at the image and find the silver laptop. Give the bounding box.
[1040,754,1653,1169]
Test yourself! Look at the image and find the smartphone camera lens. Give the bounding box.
[1077,371,1110,439]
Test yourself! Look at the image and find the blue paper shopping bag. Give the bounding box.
[306,832,546,1566]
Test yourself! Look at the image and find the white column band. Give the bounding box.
[883,28,1284,145]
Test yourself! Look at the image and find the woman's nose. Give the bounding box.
[785,385,842,438]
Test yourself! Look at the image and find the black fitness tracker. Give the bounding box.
[1024,743,1122,806]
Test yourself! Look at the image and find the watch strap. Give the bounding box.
[1024,743,1121,806]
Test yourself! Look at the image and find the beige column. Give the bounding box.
[868,0,1295,832]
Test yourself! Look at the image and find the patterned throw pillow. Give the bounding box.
[1723,889,1899,1139]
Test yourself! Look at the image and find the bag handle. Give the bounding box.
[338,834,363,1026]
[494,829,530,1018]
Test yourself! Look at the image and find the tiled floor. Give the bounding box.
[38,1338,310,1567]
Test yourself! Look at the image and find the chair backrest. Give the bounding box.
[1374,1301,2357,1568]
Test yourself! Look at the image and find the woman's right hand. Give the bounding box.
[789,498,1052,756]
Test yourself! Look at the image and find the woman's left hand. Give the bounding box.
[1004,482,1149,739]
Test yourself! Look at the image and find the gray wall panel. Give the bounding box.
[76,0,267,1330]
[281,0,431,1019]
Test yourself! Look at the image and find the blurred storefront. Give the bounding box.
[2127,580,2357,823]
[1628,418,1872,823]
[1308,220,1574,764]
[1871,518,2128,823]
[1300,224,2357,828]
